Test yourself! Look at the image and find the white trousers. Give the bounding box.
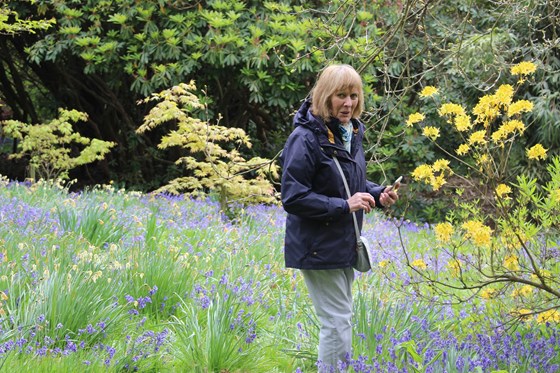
[301,268,354,372]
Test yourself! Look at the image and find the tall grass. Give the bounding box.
[0,181,558,372]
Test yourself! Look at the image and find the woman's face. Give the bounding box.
[330,87,360,124]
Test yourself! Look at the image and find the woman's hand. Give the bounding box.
[347,192,376,213]
[380,187,399,208]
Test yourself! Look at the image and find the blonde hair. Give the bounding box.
[311,64,364,121]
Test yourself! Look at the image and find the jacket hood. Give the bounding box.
[293,98,320,130]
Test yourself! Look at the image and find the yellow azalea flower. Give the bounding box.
[527,144,548,160]
[447,259,461,277]
[504,254,520,271]
[431,173,447,190]
[473,95,500,126]
[491,120,524,144]
[511,61,537,76]
[495,184,512,198]
[500,228,528,250]
[422,126,440,140]
[480,288,497,299]
[438,103,466,118]
[478,153,491,167]
[456,144,470,156]
[511,308,532,320]
[468,130,487,146]
[406,112,425,127]
[511,285,534,298]
[504,119,525,134]
[0,291,8,301]
[454,114,472,132]
[462,220,493,247]
[411,164,434,181]
[434,222,453,243]
[420,86,438,97]
[494,84,514,107]
[432,159,450,172]
[531,269,552,281]
[379,260,390,268]
[536,310,560,324]
[491,126,508,144]
[507,100,534,117]
[411,258,427,270]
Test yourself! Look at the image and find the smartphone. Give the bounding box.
[385,176,403,191]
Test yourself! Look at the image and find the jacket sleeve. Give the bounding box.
[281,129,348,220]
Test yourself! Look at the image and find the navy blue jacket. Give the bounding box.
[280,99,385,269]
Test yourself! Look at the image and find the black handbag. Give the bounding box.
[333,156,373,272]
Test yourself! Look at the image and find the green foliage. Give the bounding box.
[1,109,115,180]
[171,294,266,372]
[56,201,126,248]
[0,4,54,34]
[397,340,443,373]
[136,82,279,213]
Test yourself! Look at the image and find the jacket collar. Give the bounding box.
[293,98,363,159]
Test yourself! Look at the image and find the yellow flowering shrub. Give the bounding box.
[526,144,548,160]
[420,86,438,97]
[406,112,425,127]
[511,285,533,298]
[495,184,511,198]
[422,126,440,140]
[434,222,453,243]
[536,310,560,324]
[480,288,498,299]
[401,60,559,321]
[411,259,428,270]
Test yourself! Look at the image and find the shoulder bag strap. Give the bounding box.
[332,155,361,243]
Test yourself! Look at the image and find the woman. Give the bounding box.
[280,64,399,372]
